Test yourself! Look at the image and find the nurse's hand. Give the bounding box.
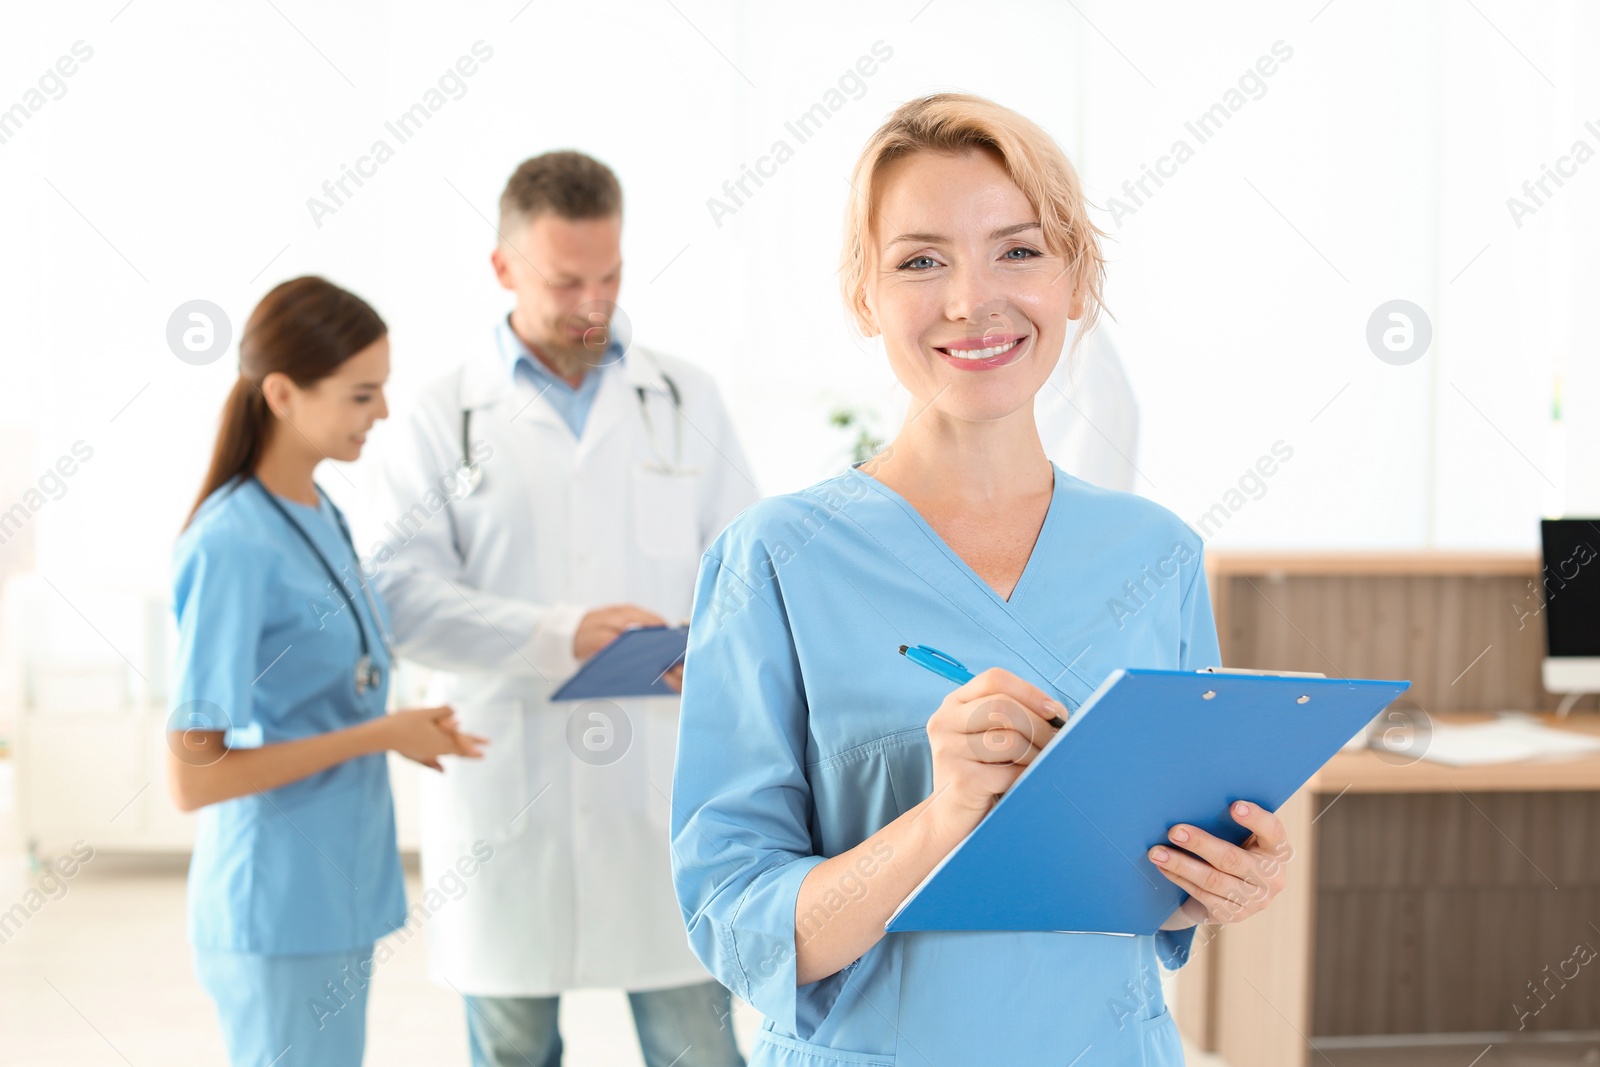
[1150,800,1292,929]
[384,705,489,772]
[574,604,669,660]
[924,667,1068,842]
[661,663,684,693]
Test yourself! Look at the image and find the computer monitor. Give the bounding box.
[1540,518,1600,709]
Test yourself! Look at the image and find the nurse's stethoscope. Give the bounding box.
[454,370,691,495]
[253,476,391,696]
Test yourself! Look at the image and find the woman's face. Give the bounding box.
[268,335,391,463]
[862,148,1082,425]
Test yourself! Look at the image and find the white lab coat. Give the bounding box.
[1035,323,1141,492]
[367,329,759,996]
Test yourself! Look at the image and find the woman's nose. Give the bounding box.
[946,291,1018,339]
[943,264,1010,327]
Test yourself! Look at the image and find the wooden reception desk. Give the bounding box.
[1177,552,1600,1067]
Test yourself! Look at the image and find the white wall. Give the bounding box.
[2,0,1595,682]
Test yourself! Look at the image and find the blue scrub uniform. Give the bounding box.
[672,463,1223,1066]
[171,478,407,1066]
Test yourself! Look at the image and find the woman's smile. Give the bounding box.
[934,332,1030,371]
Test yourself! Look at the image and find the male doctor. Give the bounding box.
[370,151,756,1067]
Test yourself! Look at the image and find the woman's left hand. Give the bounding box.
[1150,800,1291,929]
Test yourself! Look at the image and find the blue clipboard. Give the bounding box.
[885,667,1410,936]
[548,625,689,701]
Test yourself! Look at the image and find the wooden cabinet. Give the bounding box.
[1178,552,1600,1065]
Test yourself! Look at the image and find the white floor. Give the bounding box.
[0,854,1226,1065]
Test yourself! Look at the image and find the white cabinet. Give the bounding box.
[18,708,423,855]
[20,712,173,851]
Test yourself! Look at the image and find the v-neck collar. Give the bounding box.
[832,460,1102,707]
[845,461,1066,609]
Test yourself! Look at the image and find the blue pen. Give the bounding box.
[898,643,1068,728]
[898,643,974,684]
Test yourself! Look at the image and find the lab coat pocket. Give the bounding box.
[641,700,680,830]
[449,700,529,844]
[632,465,700,559]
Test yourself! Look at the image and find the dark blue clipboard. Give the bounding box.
[886,667,1410,936]
[548,625,689,701]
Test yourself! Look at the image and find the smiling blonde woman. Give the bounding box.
[671,93,1291,1066]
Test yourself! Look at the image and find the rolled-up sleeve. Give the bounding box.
[671,543,843,1038]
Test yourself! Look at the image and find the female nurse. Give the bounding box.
[671,95,1292,1066]
[167,276,487,1066]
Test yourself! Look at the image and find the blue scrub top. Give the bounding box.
[672,463,1223,1066]
[171,477,407,955]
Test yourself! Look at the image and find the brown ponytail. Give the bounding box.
[184,276,386,529]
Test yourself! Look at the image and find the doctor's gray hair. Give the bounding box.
[498,150,623,233]
[839,93,1107,345]
[183,276,386,529]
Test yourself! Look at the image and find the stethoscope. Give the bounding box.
[455,370,692,495]
[253,476,391,696]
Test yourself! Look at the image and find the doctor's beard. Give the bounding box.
[535,316,617,377]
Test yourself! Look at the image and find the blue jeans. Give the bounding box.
[465,980,745,1067]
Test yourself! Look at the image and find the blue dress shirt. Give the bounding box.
[496,316,625,438]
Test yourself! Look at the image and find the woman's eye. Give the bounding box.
[896,255,939,271]
[354,394,373,404]
[1004,246,1042,261]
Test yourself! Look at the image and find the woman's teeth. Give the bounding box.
[943,338,1022,360]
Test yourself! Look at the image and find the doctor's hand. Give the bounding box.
[923,668,1069,843]
[381,706,489,773]
[573,604,669,661]
[1151,800,1291,930]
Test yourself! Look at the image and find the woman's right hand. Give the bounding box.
[924,667,1068,842]
[381,705,488,772]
